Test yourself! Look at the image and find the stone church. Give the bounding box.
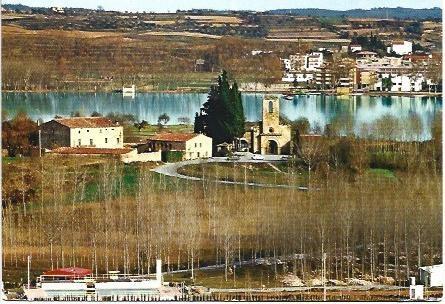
[242,95,292,155]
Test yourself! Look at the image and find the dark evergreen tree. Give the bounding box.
[194,71,245,145]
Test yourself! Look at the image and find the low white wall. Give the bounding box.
[121,150,161,163]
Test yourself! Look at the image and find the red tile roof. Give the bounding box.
[43,267,92,277]
[51,147,133,155]
[149,133,200,142]
[54,117,119,128]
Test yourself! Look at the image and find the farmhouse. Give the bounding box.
[242,96,291,155]
[41,117,123,149]
[145,133,212,161]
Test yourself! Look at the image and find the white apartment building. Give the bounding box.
[375,73,425,92]
[282,73,314,83]
[41,117,124,149]
[289,54,306,72]
[349,44,363,53]
[304,52,324,71]
[388,41,413,55]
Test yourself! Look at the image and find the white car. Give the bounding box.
[251,154,265,160]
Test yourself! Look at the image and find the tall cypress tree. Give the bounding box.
[194,70,245,145]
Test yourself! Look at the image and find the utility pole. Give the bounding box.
[27,255,31,290]
[233,265,236,287]
[323,253,326,301]
[37,120,42,157]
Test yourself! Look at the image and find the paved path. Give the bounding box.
[151,153,308,190]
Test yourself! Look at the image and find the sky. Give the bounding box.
[3,0,442,12]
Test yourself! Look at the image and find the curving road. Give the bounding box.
[151,153,308,190]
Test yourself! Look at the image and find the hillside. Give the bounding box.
[266,7,442,20]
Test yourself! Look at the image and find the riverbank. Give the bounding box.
[2,88,442,97]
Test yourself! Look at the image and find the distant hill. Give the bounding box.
[266,7,442,20]
[2,3,34,11]
[3,3,442,20]
[2,3,49,12]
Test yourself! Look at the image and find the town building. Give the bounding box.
[349,44,362,53]
[41,117,123,149]
[355,51,378,59]
[403,53,432,64]
[243,96,291,155]
[374,73,426,92]
[282,72,314,83]
[289,54,306,72]
[145,133,212,160]
[354,70,378,90]
[315,65,333,88]
[419,264,444,287]
[304,52,324,71]
[51,7,65,13]
[336,77,353,94]
[24,260,180,301]
[388,40,413,55]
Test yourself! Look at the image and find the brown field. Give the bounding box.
[1,25,292,91]
[268,31,338,39]
[185,15,243,24]
[137,31,222,39]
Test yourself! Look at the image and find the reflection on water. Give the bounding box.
[2,92,442,140]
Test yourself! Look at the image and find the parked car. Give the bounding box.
[251,154,265,160]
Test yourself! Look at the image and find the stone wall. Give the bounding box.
[121,150,162,163]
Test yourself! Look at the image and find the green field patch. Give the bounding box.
[367,168,396,179]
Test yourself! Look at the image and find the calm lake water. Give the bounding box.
[2,92,442,140]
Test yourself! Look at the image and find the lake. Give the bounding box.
[2,92,442,140]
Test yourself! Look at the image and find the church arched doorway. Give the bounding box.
[267,140,278,155]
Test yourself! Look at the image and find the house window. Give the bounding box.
[200,143,202,147]
[100,129,102,133]
[117,138,120,144]
[78,130,81,134]
[197,152,200,158]
[90,139,93,146]
[78,139,81,146]
[87,129,89,132]
[195,143,197,148]
[268,100,274,113]
[105,138,108,143]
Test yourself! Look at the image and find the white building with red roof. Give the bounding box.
[146,133,212,160]
[41,117,123,149]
